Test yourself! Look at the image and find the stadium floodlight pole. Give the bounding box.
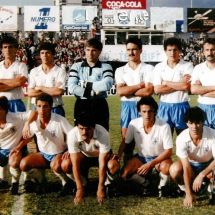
[190,0,193,8]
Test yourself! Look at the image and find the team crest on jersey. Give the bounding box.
[204,145,209,152]
[152,138,158,145]
[50,130,56,137]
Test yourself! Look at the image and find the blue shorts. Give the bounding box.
[32,104,65,117]
[52,105,65,117]
[157,101,189,130]
[136,154,157,164]
[199,104,215,129]
[8,99,26,112]
[121,101,139,128]
[0,149,10,167]
[40,152,57,163]
[190,160,212,174]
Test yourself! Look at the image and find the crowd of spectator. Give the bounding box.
[0,31,88,72]
[0,31,211,71]
[180,33,208,66]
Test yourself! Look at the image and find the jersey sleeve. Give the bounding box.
[97,129,111,154]
[18,62,28,78]
[28,69,36,88]
[191,65,201,84]
[183,62,193,76]
[67,129,80,153]
[176,134,188,159]
[115,67,125,85]
[60,116,73,133]
[56,68,67,90]
[143,64,154,84]
[153,63,163,86]
[125,122,135,144]
[162,123,173,150]
[68,63,85,97]
[92,63,113,92]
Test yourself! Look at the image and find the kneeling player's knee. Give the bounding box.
[50,162,61,173]
[159,160,172,175]
[61,160,72,173]
[20,159,30,172]
[107,159,120,175]
[169,163,181,180]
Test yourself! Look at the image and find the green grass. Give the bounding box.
[1,95,215,215]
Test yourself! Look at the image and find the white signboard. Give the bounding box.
[24,6,60,31]
[100,45,166,62]
[102,9,149,27]
[0,6,17,31]
[62,6,97,30]
[150,7,184,32]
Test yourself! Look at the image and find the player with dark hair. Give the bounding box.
[0,96,34,194]
[68,37,113,131]
[191,38,215,128]
[115,37,154,143]
[154,37,193,135]
[0,35,28,188]
[19,93,73,194]
[117,96,173,197]
[67,111,116,204]
[170,107,215,207]
[28,42,66,117]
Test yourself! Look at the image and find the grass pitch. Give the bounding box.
[1,95,215,215]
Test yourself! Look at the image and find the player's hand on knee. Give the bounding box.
[192,173,204,192]
[62,151,70,160]
[74,188,84,205]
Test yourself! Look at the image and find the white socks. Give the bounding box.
[158,172,169,189]
[0,166,8,181]
[54,171,68,186]
[9,167,21,183]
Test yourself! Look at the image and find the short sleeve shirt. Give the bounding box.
[115,62,154,101]
[125,117,173,157]
[67,124,111,157]
[153,59,193,103]
[30,113,73,155]
[176,126,215,163]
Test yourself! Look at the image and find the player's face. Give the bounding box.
[1,43,17,59]
[40,50,54,65]
[165,45,181,62]
[187,121,203,137]
[85,46,101,64]
[126,43,142,63]
[77,124,94,143]
[36,100,52,120]
[203,43,215,63]
[139,105,155,124]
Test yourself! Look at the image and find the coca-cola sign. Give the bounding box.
[102,0,146,10]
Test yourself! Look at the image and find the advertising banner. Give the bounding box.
[150,7,184,32]
[24,6,60,31]
[102,9,149,27]
[187,8,215,33]
[102,0,146,10]
[0,6,17,31]
[100,45,165,62]
[62,6,97,30]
